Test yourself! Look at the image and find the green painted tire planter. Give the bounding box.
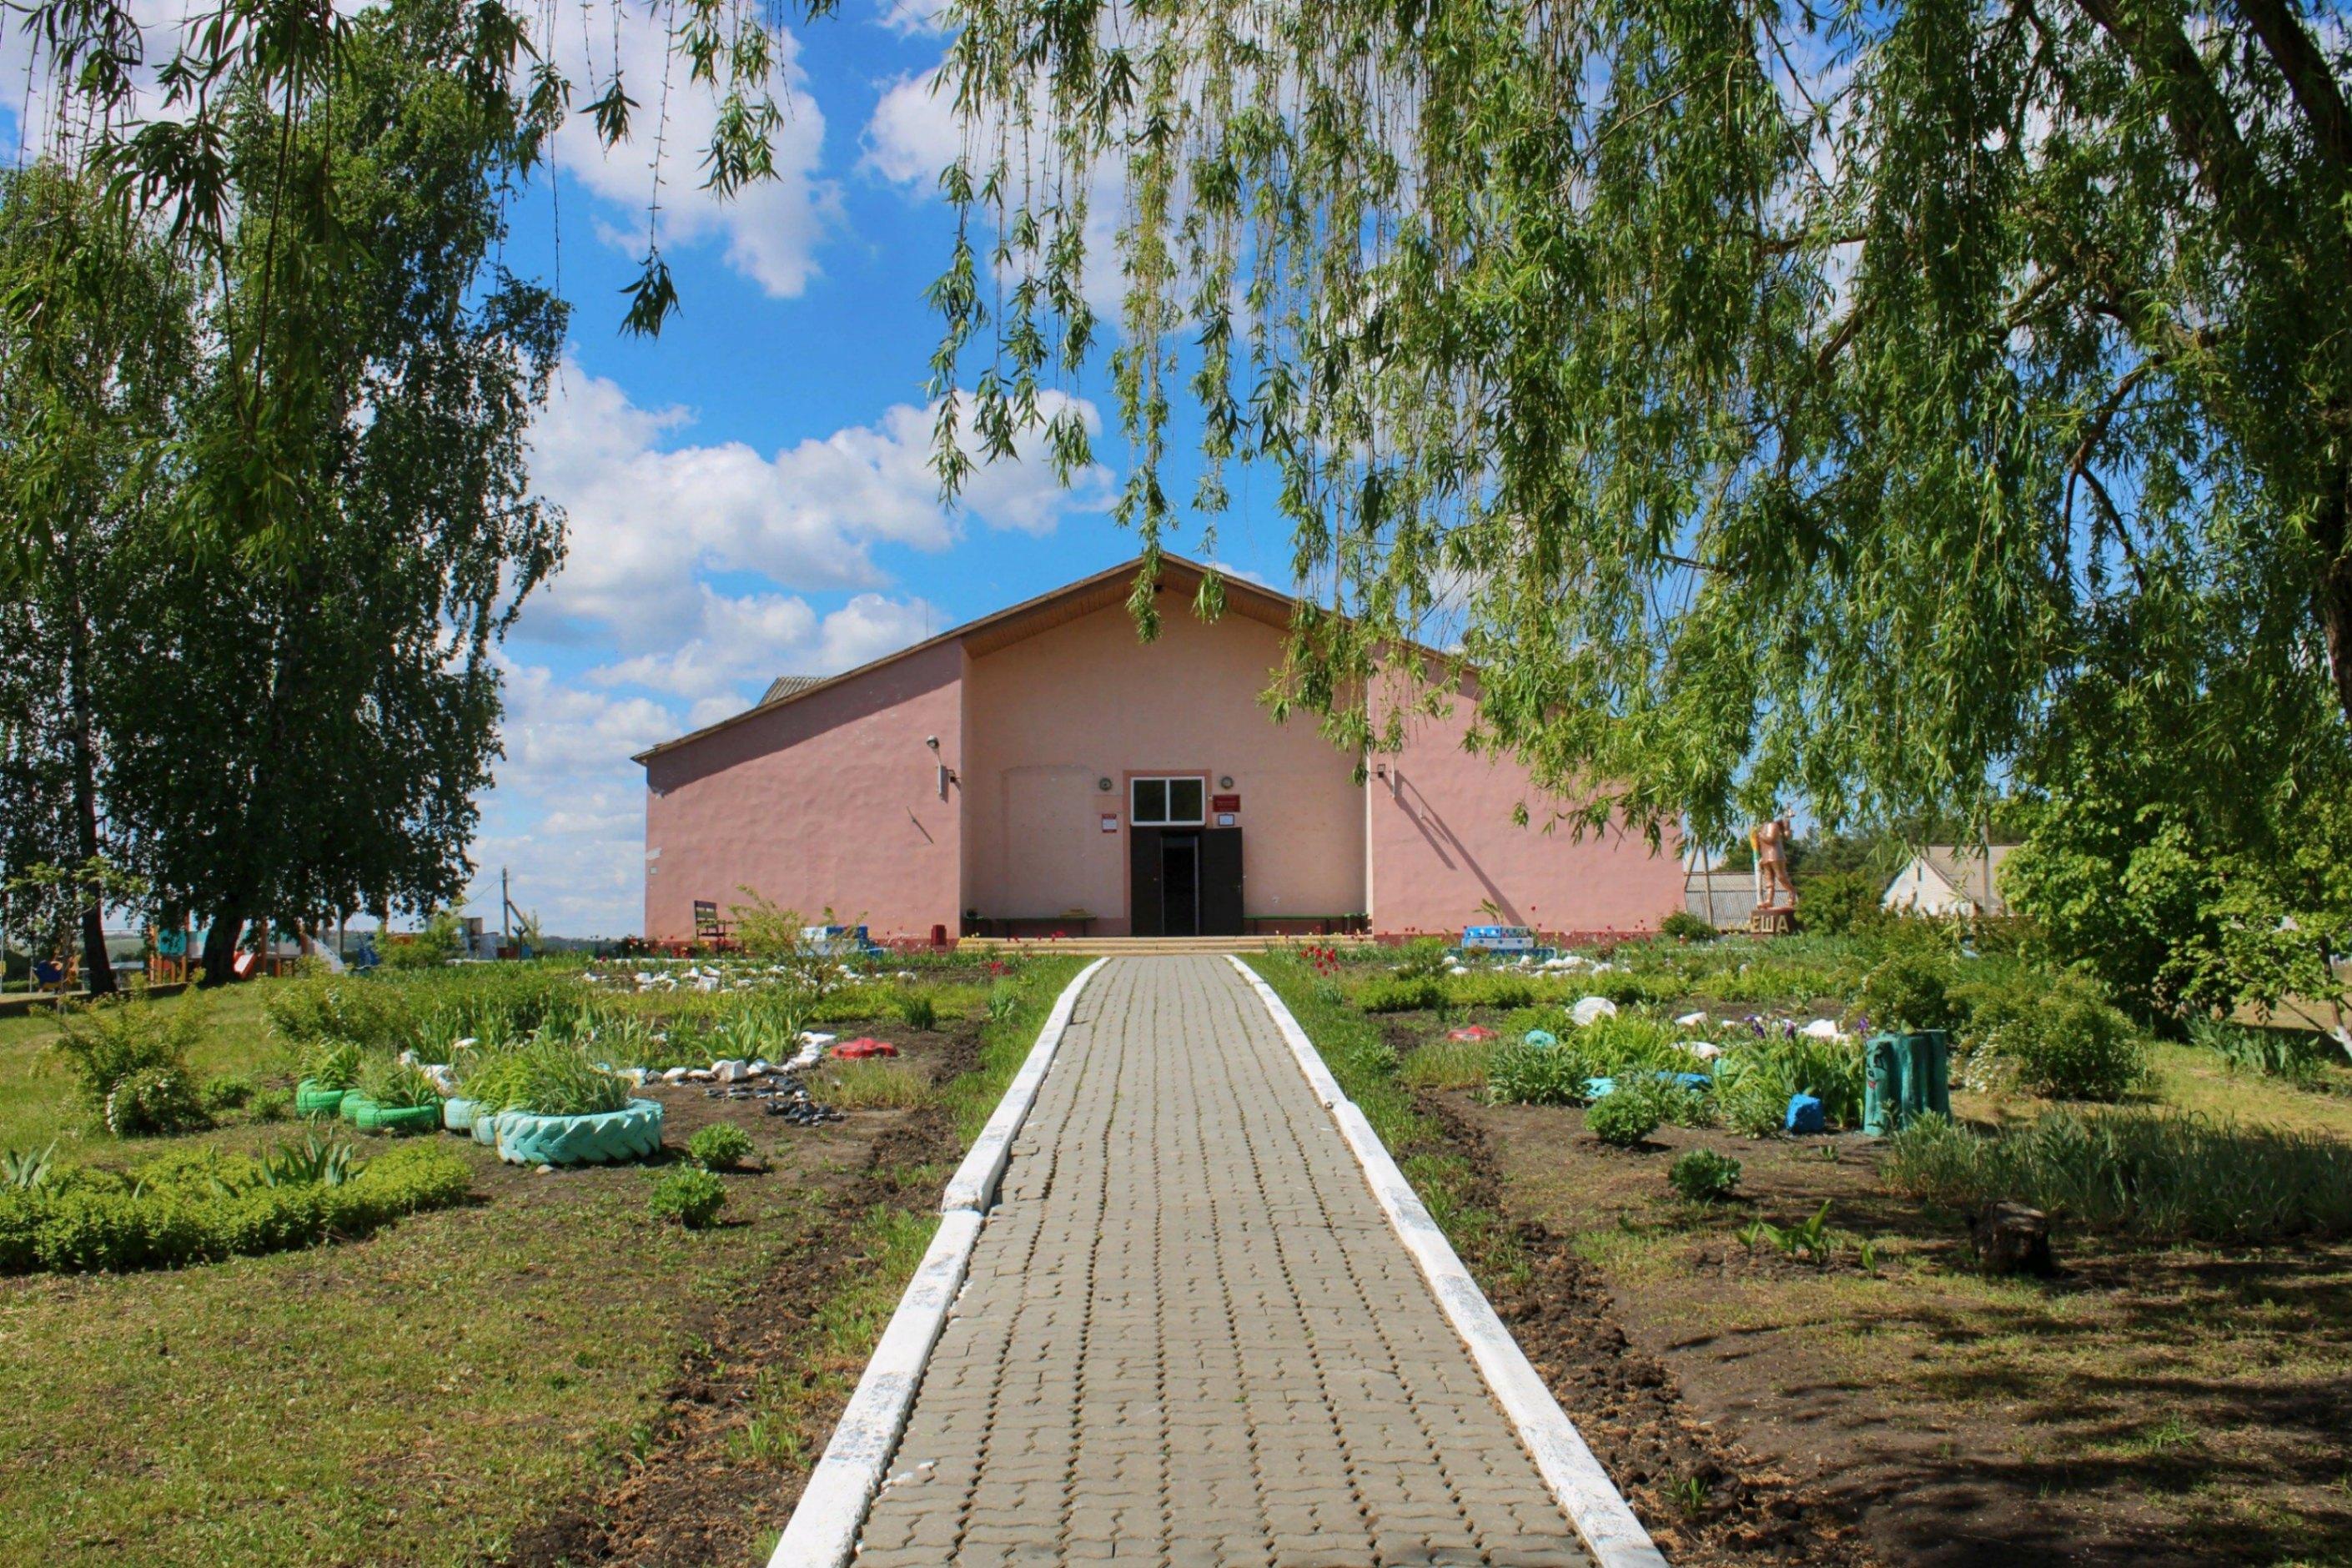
[294,1080,351,1118]
[442,1097,480,1133]
[339,1095,443,1134]
[495,1098,663,1167]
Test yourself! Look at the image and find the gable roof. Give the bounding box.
[1887,843,2017,914]
[633,554,1302,765]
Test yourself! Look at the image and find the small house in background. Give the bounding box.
[1882,844,2017,918]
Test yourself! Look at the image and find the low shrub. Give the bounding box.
[1691,962,1845,1007]
[199,1073,256,1113]
[886,988,939,1032]
[1669,1148,1742,1202]
[1356,975,1451,1013]
[0,1140,470,1274]
[687,1123,756,1170]
[248,1087,293,1122]
[358,1056,441,1111]
[105,1066,209,1138]
[1392,937,1453,980]
[264,977,412,1053]
[1485,1038,1592,1105]
[1711,1034,1867,1133]
[1659,909,1716,942]
[51,995,207,1120]
[302,1039,366,1093]
[2189,1018,2334,1088]
[1453,972,1540,1010]
[1883,1111,2352,1244]
[648,1168,727,1229]
[1963,974,2145,1101]
[1586,1091,1661,1147]
[501,1038,634,1116]
[1857,952,1961,1032]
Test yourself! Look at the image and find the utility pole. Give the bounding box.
[501,867,511,942]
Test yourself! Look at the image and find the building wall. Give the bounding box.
[641,640,967,942]
[1368,676,1685,937]
[961,602,1365,934]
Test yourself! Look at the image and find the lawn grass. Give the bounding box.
[0,956,1084,1565]
[0,985,278,1153]
[0,1152,823,1564]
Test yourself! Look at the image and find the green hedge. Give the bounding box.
[0,1143,472,1275]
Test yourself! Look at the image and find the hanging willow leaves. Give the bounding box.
[922,0,2352,849]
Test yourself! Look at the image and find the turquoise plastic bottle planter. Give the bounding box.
[495,1098,664,1167]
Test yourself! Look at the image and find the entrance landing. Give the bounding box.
[954,935,1319,957]
[854,956,1594,1567]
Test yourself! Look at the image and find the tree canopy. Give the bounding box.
[923,0,2352,857]
[0,0,565,983]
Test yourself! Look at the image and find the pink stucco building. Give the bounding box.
[636,557,1683,943]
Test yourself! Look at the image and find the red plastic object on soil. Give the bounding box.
[1446,1025,1498,1042]
[832,1038,899,1058]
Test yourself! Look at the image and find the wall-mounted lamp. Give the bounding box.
[925,736,941,751]
[1097,777,1113,792]
[1218,775,1234,790]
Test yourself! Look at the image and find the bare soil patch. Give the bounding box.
[505,1015,981,1567]
[1435,1078,2352,1566]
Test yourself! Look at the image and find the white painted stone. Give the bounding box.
[768,1209,987,1568]
[1571,996,1619,1028]
[1674,1011,1708,1028]
[939,959,1108,1215]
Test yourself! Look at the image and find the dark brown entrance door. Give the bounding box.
[1200,827,1244,936]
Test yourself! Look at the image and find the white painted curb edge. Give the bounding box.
[940,957,1108,1214]
[769,960,1106,1568]
[1226,955,1671,1568]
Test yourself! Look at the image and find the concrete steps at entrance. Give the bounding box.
[956,934,1314,956]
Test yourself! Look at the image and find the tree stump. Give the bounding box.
[1970,1201,2053,1275]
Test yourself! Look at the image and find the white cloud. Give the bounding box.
[462,656,678,936]
[551,8,839,297]
[861,64,1127,318]
[524,358,1109,640]
[479,362,1110,934]
[874,0,952,38]
[590,585,939,701]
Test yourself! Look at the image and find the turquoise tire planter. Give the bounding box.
[340,1096,443,1134]
[495,1098,664,1167]
[294,1080,349,1118]
[442,1097,480,1133]
[471,1108,505,1147]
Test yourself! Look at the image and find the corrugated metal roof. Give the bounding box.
[761,675,824,706]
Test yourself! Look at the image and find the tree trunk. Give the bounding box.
[56,540,115,998]
[2326,550,2352,731]
[199,908,246,988]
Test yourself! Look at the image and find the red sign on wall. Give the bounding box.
[1211,793,1240,813]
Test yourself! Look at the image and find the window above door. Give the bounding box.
[1130,775,1205,827]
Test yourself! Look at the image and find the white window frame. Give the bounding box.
[1130,775,1207,827]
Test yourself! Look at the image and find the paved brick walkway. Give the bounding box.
[856,956,1592,1568]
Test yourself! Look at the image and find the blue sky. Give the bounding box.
[0,1,1302,937]
[452,3,1302,935]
